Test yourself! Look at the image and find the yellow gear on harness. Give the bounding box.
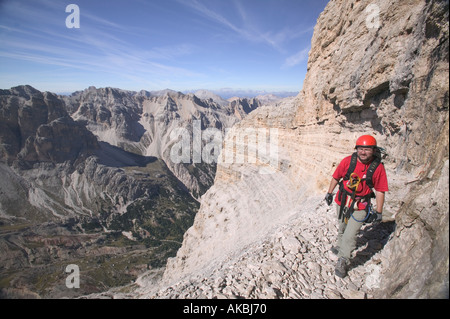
[343,173,361,224]
[347,172,361,190]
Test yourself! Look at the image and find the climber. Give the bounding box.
[324,135,389,278]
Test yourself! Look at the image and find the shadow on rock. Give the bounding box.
[350,221,396,270]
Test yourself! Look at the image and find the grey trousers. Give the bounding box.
[335,204,368,259]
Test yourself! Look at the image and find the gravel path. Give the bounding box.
[127,196,396,299]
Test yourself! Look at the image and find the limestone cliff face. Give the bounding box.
[295,0,449,298]
[0,85,98,166]
[162,0,448,298]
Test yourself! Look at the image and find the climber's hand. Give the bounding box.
[367,211,382,224]
[325,193,334,206]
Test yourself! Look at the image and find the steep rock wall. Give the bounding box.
[162,0,448,298]
[295,0,449,298]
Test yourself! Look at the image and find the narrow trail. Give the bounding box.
[120,196,396,299]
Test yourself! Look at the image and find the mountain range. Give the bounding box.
[0,84,263,298]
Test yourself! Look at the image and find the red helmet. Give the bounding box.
[355,135,377,148]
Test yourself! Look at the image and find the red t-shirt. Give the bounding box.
[333,155,389,210]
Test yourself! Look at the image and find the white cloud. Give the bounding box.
[0,1,202,88]
[283,47,310,68]
[179,0,285,51]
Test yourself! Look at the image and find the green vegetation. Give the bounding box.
[0,158,201,298]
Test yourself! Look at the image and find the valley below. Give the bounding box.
[0,85,263,298]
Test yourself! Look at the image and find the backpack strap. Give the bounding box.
[364,157,381,189]
[343,152,358,181]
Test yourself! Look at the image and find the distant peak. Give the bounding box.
[5,85,43,99]
[193,89,228,106]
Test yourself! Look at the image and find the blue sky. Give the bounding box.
[0,0,329,95]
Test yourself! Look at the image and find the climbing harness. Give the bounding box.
[339,172,362,224]
[344,151,382,189]
[338,151,383,224]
